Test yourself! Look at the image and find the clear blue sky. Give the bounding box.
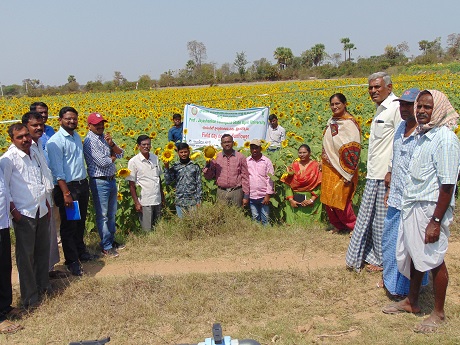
[1,0,458,86]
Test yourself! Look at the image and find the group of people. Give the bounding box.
[344,72,460,334]
[0,103,128,333]
[1,71,459,335]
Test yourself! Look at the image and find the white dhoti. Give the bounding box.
[397,201,452,279]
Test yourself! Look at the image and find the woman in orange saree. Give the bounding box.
[281,144,322,224]
[321,93,361,234]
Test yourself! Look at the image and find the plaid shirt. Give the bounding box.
[83,131,123,178]
[164,160,202,206]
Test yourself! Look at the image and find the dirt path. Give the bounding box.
[82,249,344,278]
[11,242,460,282]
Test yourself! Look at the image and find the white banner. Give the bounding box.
[183,104,269,148]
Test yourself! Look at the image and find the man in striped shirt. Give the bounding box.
[383,90,460,334]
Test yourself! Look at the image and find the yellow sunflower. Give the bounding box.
[294,135,304,143]
[183,128,188,135]
[203,146,217,161]
[365,118,372,126]
[190,152,201,160]
[154,147,162,155]
[165,141,176,151]
[117,168,131,178]
[117,193,123,201]
[281,139,289,148]
[243,141,250,148]
[161,149,175,163]
[287,131,295,137]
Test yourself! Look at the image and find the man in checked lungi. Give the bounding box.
[382,90,460,334]
[346,72,401,272]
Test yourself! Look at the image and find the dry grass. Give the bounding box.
[2,204,460,345]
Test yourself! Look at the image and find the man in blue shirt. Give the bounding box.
[46,107,97,276]
[168,113,183,144]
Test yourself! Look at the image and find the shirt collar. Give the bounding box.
[222,150,236,158]
[378,92,397,109]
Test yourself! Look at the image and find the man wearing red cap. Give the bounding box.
[83,113,124,258]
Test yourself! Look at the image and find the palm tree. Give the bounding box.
[273,47,293,70]
[340,38,350,62]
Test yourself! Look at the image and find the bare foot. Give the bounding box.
[382,298,421,314]
[414,313,444,333]
[0,319,23,334]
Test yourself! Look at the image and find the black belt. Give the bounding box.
[92,175,115,181]
[67,178,87,185]
[218,185,242,192]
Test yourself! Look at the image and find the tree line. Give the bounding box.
[2,34,460,97]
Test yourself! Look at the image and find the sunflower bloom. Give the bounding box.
[190,152,201,160]
[117,193,123,201]
[203,146,217,161]
[183,128,188,135]
[281,139,289,148]
[161,149,175,163]
[165,141,176,151]
[287,131,295,137]
[294,135,304,143]
[243,141,250,148]
[154,147,161,155]
[117,168,131,178]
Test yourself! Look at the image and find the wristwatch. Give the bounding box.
[432,216,441,224]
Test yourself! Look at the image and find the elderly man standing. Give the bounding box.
[383,90,460,334]
[47,107,96,277]
[203,134,249,207]
[0,124,52,308]
[346,72,401,272]
[83,112,124,258]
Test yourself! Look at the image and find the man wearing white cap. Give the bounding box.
[83,113,124,258]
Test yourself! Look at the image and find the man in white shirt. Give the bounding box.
[22,112,68,279]
[0,169,23,333]
[0,124,52,308]
[346,72,401,272]
[265,114,286,151]
[126,135,164,231]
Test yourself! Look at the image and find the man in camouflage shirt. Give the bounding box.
[164,143,202,217]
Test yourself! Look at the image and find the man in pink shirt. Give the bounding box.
[247,139,274,225]
[203,134,249,207]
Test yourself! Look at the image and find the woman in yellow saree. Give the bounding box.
[321,93,361,234]
[281,144,322,224]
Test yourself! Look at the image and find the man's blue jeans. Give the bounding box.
[89,178,117,250]
[249,198,270,226]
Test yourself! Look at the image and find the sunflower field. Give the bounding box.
[1,73,459,232]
